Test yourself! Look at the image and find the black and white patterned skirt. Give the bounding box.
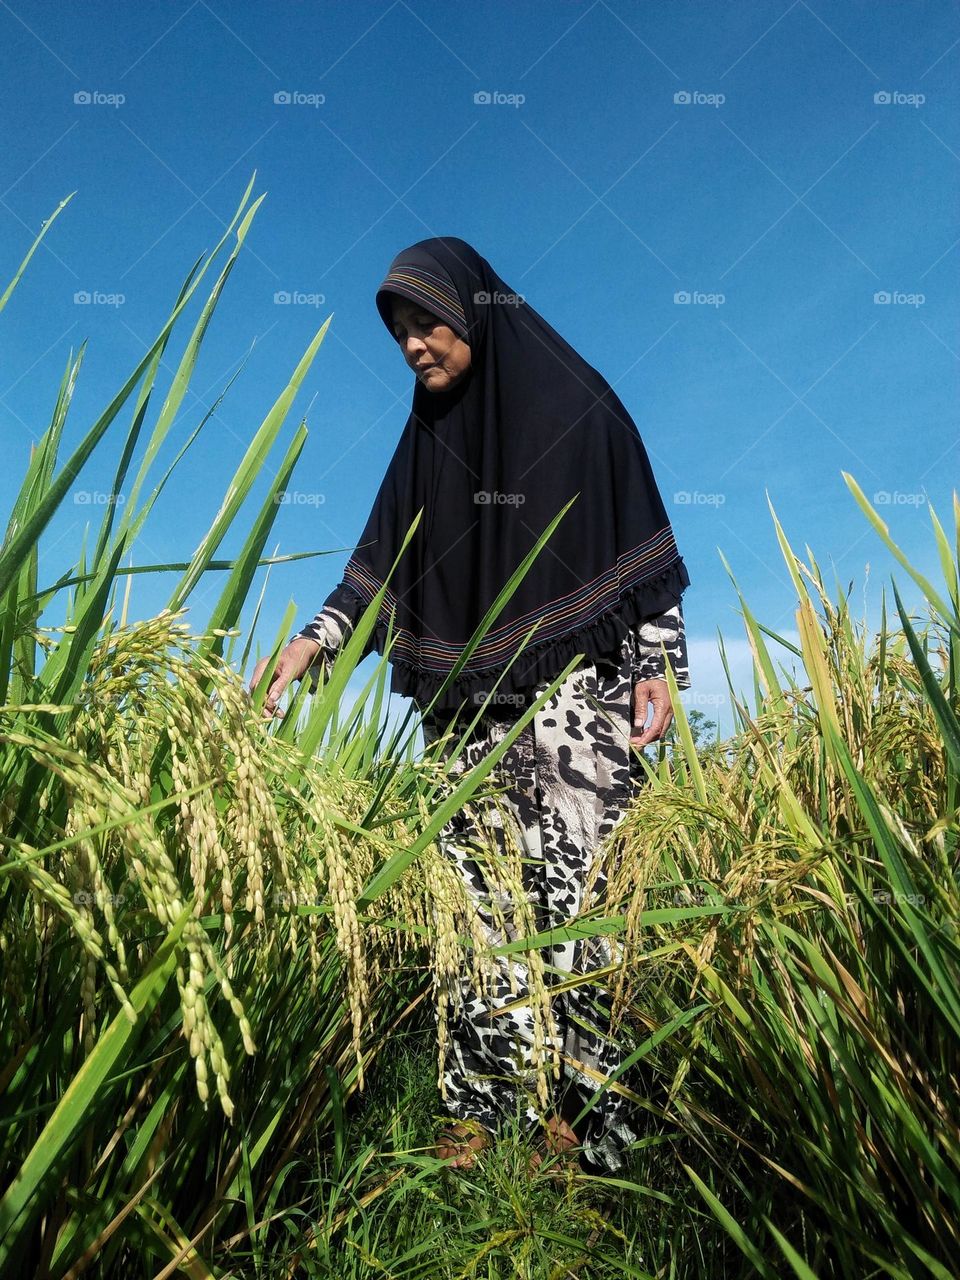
[421,630,646,1172]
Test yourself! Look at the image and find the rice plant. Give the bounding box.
[0,183,574,1278]
[593,485,960,1277]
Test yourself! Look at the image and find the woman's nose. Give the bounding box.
[404,335,426,361]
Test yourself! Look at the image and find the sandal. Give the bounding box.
[435,1120,491,1170]
[527,1116,580,1178]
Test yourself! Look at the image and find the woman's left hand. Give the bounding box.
[629,678,674,747]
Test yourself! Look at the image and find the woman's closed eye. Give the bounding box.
[394,317,437,340]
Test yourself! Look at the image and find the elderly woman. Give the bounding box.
[252,237,690,1174]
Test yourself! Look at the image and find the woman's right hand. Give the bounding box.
[249,636,323,719]
[629,677,675,747]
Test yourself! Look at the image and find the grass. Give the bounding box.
[235,1020,738,1280]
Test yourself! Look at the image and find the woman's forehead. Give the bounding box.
[391,296,438,320]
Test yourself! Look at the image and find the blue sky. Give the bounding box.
[1,0,957,736]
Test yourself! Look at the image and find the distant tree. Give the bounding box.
[662,708,718,751]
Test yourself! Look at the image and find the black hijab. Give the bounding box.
[327,236,690,716]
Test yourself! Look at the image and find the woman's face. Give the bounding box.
[390,296,472,393]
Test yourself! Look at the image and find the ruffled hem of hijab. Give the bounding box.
[361,557,691,718]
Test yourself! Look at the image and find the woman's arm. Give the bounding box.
[627,599,689,746]
[296,581,367,670]
[249,582,367,717]
[629,600,690,689]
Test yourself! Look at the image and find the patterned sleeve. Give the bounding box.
[296,582,365,671]
[629,600,690,690]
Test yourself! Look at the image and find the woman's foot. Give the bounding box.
[435,1120,491,1170]
[528,1115,580,1176]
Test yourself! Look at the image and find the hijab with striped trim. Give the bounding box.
[324,236,690,717]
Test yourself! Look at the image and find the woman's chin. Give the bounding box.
[421,368,468,395]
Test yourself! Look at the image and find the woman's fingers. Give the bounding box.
[248,656,279,719]
[249,655,289,719]
[249,656,270,693]
[249,638,322,720]
[630,678,673,746]
[263,667,293,719]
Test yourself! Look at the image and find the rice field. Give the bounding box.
[1,184,957,1279]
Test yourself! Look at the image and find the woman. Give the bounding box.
[251,237,691,1173]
